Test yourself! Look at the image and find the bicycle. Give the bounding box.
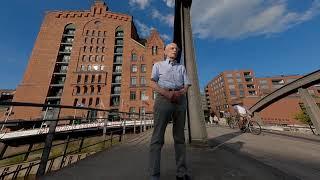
[227,116,239,129]
[241,116,262,135]
[232,105,262,135]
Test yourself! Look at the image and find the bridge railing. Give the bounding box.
[0,101,153,179]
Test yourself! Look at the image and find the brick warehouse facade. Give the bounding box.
[10,1,164,120]
[205,70,320,125]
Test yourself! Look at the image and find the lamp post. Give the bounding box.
[174,0,208,143]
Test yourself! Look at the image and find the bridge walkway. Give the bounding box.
[43,125,298,180]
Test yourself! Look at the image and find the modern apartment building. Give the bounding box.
[205,70,320,125]
[10,1,164,121]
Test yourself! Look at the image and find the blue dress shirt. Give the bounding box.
[151,59,191,89]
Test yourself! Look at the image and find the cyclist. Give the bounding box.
[233,104,251,131]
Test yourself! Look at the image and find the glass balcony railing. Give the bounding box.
[54,69,67,74]
[112,91,121,95]
[113,70,122,73]
[112,80,121,84]
[114,60,123,64]
[64,30,75,36]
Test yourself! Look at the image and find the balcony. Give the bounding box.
[56,60,69,64]
[46,96,61,100]
[247,84,255,89]
[53,69,67,74]
[115,32,124,38]
[112,81,121,85]
[111,93,121,97]
[61,38,74,44]
[115,40,124,46]
[113,60,123,64]
[112,70,122,74]
[248,90,257,96]
[63,30,75,36]
[59,50,72,54]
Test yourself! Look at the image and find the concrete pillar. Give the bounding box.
[253,112,263,126]
[174,0,208,143]
[298,88,320,135]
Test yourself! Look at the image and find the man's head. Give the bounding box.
[164,43,179,60]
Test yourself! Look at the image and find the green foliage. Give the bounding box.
[294,109,312,125]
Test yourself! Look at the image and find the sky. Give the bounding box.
[0,0,319,90]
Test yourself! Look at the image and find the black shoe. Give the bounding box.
[176,175,192,180]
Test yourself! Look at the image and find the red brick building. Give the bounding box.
[10,1,164,120]
[205,70,320,125]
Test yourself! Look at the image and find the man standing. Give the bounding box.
[149,43,191,180]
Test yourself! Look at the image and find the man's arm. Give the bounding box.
[150,79,173,100]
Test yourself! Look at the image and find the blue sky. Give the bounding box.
[0,0,319,90]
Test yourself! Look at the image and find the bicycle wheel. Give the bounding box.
[228,119,236,129]
[228,119,234,129]
[248,121,261,135]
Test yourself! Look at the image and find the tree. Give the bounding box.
[294,109,315,135]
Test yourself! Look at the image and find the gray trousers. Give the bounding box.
[149,94,188,177]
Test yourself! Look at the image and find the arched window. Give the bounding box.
[131,52,137,61]
[90,55,95,62]
[96,98,100,106]
[90,85,95,94]
[89,98,93,106]
[84,75,88,83]
[64,24,76,35]
[77,75,81,84]
[96,55,100,62]
[73,98,78,106]
[76,86,80,94]
[84,86,88,94]
[98,75,102,83]
[152,46,158,55]
[82,98,86,105]
[91,75,95,83]
[115,27,124,37]
[97,85,101,94]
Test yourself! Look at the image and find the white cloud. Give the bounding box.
[129,0,151,9]
[163,0,175,8]
[191,0,320,39]
[160,34,171,41]
[134,20,154,37]
[152,9,174,27]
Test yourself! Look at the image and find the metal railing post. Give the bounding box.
[23,143,34,161]
[103,111,109,147]
[122,113,126,137]
[0,143,9,159]
[1,106,12,131]
[60,135,70,168]
[133,113,136,134]
[143,112,146,131]
[36,107,61,177]
[78,137,85,153]
[140,110,143,133]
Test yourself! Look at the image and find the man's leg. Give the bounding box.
[149,95,173,177]
[172,98,188,177]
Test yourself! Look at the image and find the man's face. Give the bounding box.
[165,43,178,59]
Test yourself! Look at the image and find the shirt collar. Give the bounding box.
[165,58,177,65]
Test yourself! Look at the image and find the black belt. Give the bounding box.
[168,88,181,91]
